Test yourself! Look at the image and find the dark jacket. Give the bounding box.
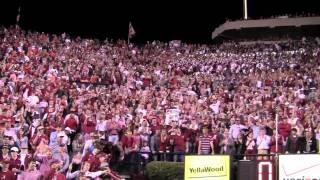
[285,135,301,154]
[299,137,318,153]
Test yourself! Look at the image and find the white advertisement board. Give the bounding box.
[279,154,320,180]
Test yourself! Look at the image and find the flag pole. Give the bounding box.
[275,113,278,153]
[127,22,130,45]
[16,5,21,29]
[128,21,136,45]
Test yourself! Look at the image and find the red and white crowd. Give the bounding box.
[0,26,320,179]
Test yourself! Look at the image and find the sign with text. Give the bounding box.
[279,154,320,180]
[184,155,230,180]
[165,108,180,125]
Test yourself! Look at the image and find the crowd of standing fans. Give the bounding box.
[0,26,320,179]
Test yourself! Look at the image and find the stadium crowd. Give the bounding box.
[0,26,320,179]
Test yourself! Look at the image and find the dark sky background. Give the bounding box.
[0,0,319,43]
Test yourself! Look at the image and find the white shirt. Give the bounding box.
[0,80,4,87]
[256,135,271,150]
[39,101,48,108]
[140,146,151,159]
[256,80,262,88]
[96,120,107,132]
[210,101,220,114]
[250,125,260,139]
[27,95,39,106]
[229,124,246,139]
[4,128,18,142]
[316,133,320,141]
[82,139,94,158]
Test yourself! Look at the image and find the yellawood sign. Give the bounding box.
[184,155,230,180]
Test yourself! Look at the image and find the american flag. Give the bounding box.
[128,22,136,38]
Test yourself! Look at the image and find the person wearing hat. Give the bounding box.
[0,160,15,180]
[8,146,22,176]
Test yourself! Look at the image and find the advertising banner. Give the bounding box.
[279,154,320,180]
[184,155,230,180]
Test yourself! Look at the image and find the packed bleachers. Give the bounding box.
[0,26,320,179]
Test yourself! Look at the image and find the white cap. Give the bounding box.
[10,147,19,152]
[57,132,65,137]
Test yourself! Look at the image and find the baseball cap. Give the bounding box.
[10,147,19,152]
[57,132,65,137]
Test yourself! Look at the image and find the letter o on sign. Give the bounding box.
[258,161,273,180]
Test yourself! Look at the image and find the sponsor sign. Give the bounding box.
[184,155,230,180]
[279,154,320,180]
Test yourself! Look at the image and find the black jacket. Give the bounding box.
[285,135,301,154]
[299,137,318,153]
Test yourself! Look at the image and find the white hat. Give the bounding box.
[57,132,65,137]
[10,147,19,152]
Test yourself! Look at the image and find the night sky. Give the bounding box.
[0,0,319,43]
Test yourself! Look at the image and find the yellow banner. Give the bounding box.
[184,155,230,180]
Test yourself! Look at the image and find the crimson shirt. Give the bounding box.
[64,117,78,130]
[82,153,101,172]
[158,136,168,152]
[278,122,291,140]
[173,135,186,152]
[121,135,135,150]
[9,158,21,171]
[30,134,49,147]
[44,169,66,180]
[0,170,15,180]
